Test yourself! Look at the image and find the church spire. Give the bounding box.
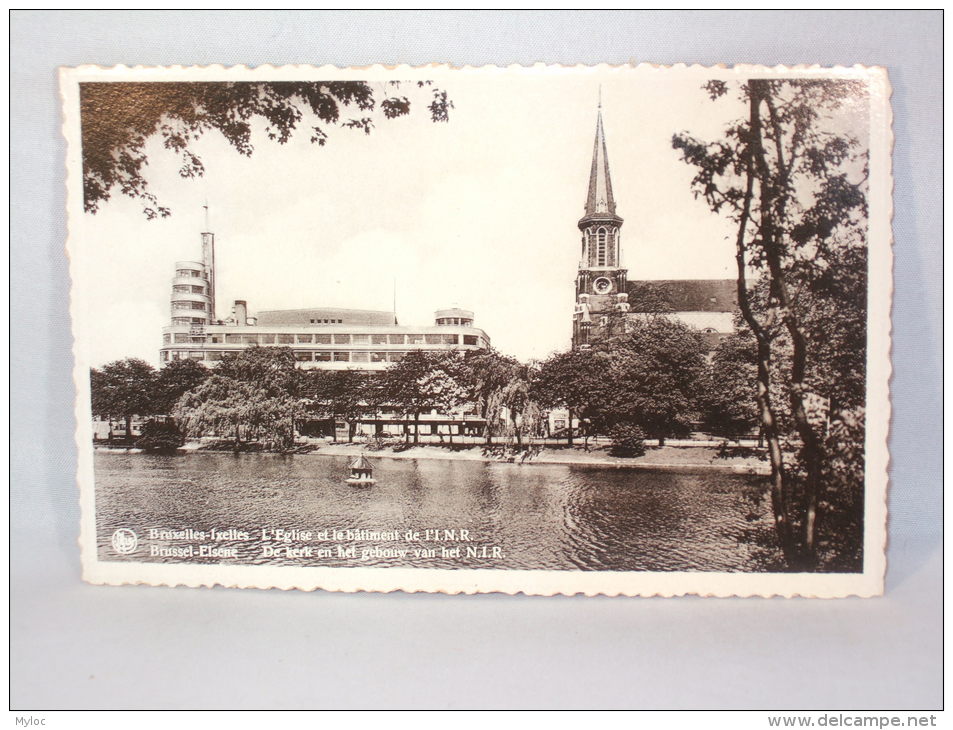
[572,100,627,349]
[584,107,617,218]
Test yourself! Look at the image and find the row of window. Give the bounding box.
[172,284,207,294]
[164,333,483,347]
[435,317,473,326]
[172,301,207,312]
[204,333,478,346]
[175,268,205,278]
[172,317,209,326]
[308,318,344,324]
[162,350,412,363]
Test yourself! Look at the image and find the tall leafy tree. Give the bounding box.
[81,80,453,219]
[532,348,611,446]
[153,357,210,415]
[600,317,708,446]
[416,353,470,445]
[174,375,301,450]
[460,348,522,444]
[701,329,760,442]
[89,358,158,440]
[379,351,440,445]
[796,242,868,414]
[179,347,304,448]
[216,346,300,399]
[305,369,373,443]
[498,364,541,449]
[673,78,869,569]
[379,350,491,445]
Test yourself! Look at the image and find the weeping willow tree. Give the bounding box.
[461,349,523,446]
[674,78,869,571]
[172,348,304,450]
[173,375,302,451]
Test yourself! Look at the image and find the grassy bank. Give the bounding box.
[307,441,770,474]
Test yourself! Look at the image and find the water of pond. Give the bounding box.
[94,452,774,572]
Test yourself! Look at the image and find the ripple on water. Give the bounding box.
[94,452,776,572]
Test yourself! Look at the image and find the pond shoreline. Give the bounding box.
[95,441,770,475]
[317,444,769,475]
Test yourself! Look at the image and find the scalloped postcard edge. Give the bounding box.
[61,63,892,598]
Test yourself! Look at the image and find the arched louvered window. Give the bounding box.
[596,228,607,266]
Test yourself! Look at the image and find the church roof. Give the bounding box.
[583,109,617,219]
[626,279,738,313]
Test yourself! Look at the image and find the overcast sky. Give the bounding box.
[74,69,807,366]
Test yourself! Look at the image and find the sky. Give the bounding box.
[75,69,770,367]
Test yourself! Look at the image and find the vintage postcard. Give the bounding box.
[61,64,892,597]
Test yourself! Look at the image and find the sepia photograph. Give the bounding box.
[62,63,891,597]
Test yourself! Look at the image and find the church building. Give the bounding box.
[571,106,737,350]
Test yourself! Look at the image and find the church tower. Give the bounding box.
[572,104,629,348]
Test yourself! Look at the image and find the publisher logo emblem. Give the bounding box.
[111,528,138,555]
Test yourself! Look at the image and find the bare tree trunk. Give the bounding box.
[567,408,574,447]
[730,86,800,566]
[750,82,823,568]
[753,338,796,560]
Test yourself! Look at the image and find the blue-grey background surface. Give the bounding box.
[10,10,942,709]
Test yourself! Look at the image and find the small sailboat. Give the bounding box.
[346,454,376,486]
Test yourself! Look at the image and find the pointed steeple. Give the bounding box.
[572,99,627,350]
[584,107,616,218]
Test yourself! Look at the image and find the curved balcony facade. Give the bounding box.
[173,260,206,275]
[169,259,213,326]
[172,277,209,291]
[171,291,211,306]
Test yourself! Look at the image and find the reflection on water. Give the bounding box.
[94,452,774,572]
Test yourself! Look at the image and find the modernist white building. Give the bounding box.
[160,235,490,369]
